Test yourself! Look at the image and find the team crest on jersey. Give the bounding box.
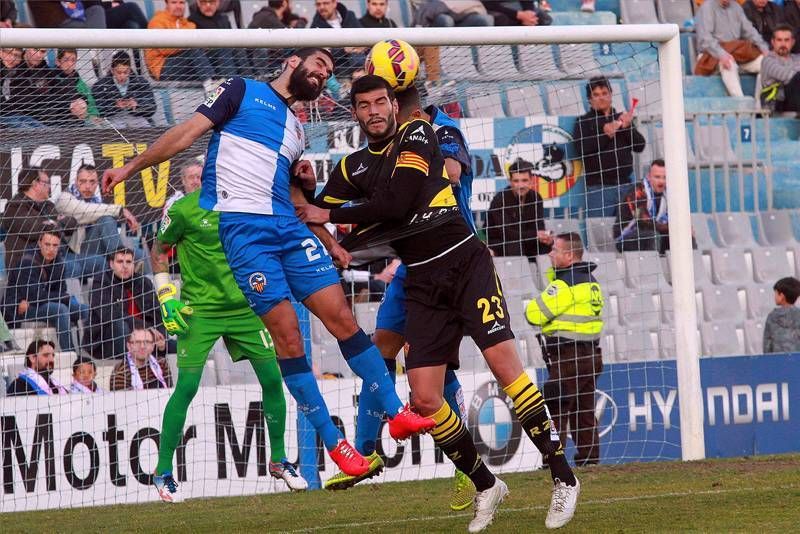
[204,85,226,107]
[159,214,171,234]
[249,272,267,293]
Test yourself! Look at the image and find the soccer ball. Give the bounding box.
[365,39,420,92]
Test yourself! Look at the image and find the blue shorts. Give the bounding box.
[218,213,340,316]
[375,263,407,335]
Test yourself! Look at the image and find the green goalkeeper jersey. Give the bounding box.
[158,190,250,316]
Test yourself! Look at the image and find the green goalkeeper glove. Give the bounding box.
[157,283,193,336]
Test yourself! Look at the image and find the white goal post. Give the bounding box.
[0,23,704,466]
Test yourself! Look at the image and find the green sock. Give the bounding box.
[156,367,203,476]
[250,358,287,463]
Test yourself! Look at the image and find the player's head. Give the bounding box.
[25,340,56,373]
[774,276,800,305]
[180,159,203,193]
[550,232,584,268]
[72,355,97,386]
[394,84,422,125]
[350,74,399,142]
[507,158,534,197]
[283,47,335,102]
[586,76,613,114]
[646,159,666,193]
[127,328,156,363]
[771,24,795,57]
[108,247,135,280]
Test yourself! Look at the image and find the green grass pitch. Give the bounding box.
[6,454,799,533]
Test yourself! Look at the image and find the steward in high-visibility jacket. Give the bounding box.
[525,232,605,466]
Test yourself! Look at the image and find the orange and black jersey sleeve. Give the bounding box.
[313,155,363,209]
[329,119,438,225]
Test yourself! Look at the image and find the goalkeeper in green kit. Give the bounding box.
[151,189,307,503]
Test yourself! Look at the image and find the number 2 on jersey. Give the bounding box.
[301,238,329,262]
[477,295,505,324]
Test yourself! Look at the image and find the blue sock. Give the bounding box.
[355,359,398,456]
[444,369,467,419]
[340,330,403,417]
[278,357,342,451]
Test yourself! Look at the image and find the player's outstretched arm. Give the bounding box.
[290,183,351,268]
[152,212,193,336]
[102,113,214,194]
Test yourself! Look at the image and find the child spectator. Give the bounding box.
[54,48,100,126]
[763,276,800,353]
[70,355,104,393]
[92,50,157,128]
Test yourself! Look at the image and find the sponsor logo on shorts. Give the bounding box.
[248,272,267,293]
[487,321,505,335]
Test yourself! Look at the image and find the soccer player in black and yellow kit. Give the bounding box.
[297,75,581,532]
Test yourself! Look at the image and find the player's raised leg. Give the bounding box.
[302,283,435,440]
[409,364,508,533]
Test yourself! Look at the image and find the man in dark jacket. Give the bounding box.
[744,0,785,45]
[92,50,156,128]
[482,0,552,26]
[0,168,77,269]
[3,226,88,352]
[0,46,42,128]
[359,0,398,28]
[785,0,800,53]
[189,0,253,77]
[573,76,646,218]
[486,158,553,260]
[247,0,290,73]
[310,0,365,76]
[87,247,165,359]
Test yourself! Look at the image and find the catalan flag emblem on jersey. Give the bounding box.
[396,151,429,175]
[248,272,267,293]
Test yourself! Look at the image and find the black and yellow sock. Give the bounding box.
[430,401,495,492]
[503,373,576,486]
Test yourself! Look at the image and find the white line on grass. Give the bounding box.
[285,483,799,533]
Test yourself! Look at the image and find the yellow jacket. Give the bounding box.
[526,262,604,341]
[145,11,197,80]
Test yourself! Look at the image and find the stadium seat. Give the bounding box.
[556,43,604,78]
[623,250,665,289]
[714,212,758,247]
[758,210,798,246]
[152,88,172,126]
[543,83,586,116]
[599,333,615,362]
[586,217,617,253]
[745,284,775,320]
[545,218,582,236]
[493,256,537,297]
[610,79,627,111]
[458,337,489,372]
[339,0,364,18]
[751,246,794,283]
[533,254,552,290]
[613,329,659,361]
[465,86,506,118]
[440,46,483,81]
[700,285,745,322]
[505,85,547,117]
[743,319,766,355]
[516,45,564,80]
[657,327,676,360]
[515,329,545,367]
[710,248,752,285]
[694,124,738,165]
[690,212,719,250]
[618,290,661,328]
[656,0,694,26]
[700,321,744,356]
[664,249,712,287]
[240,1,263,27]
[11,327,60,351]
[476,46,528,81]
[505,294,533,332]
[586,251,626,293]
[620,0,660,24]
[312,336,354,378]
[354,302,380,335]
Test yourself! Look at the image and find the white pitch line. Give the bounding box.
[285,483,799,533]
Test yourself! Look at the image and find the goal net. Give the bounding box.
[0,25,701,512]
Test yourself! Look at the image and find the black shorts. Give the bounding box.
[404,237,515,370]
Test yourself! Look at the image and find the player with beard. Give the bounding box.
[297,75,580,532]
[6,340,68,396]
[103,49,435,496]
[317,84,480,512]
